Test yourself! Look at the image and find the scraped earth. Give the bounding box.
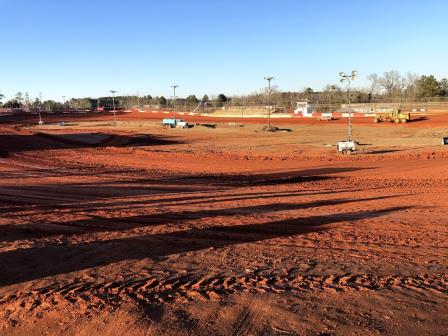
[0,114,447,335]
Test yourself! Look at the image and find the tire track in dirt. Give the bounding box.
[230,295,265,336]
[1,270,446,320]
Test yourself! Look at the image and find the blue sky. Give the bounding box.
[1,0,447,101]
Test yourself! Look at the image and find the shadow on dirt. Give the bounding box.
[0,194,398,242]
[0,163,387,286]
[0,132,183,155]
[0,205,409,286]
[0,167,372,210]
[408,116,428,123]
[197,123,217,128]
[260,126,292,133]
[186,167,373,186]
[364,149,404,155]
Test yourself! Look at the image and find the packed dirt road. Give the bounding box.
[0,113,447,335]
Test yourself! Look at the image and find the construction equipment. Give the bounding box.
[373,109,411,123]
[337,140,356,154]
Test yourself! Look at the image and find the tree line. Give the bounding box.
[1,71,446,111]
[0,91,232,112]
[230,71,448,107]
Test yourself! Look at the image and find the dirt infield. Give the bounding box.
[0,114,447,335]
[3,108,448,127]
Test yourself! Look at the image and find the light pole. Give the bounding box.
[171,85,178,113]
[339,71,357,141]
[110,90,117,125]
[38,92,43,125]
[62,96,66,112]
[264,76,274,128]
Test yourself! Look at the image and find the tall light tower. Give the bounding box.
[171,85,178,112]
[339,71,357,141]
[110,90,117,125]
[38,92,43,125]
[264,76,274,129]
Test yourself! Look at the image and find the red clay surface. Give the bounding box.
[3,109,448,127]
[0,113,447,335]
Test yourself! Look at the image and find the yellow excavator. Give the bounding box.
[373,109,411,123]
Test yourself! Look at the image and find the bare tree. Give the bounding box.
[366,73,380,102]
[15,92,24,106]
[379,70,402,98]
[402,73,419,98]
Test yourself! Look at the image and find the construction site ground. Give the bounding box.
[0,111,447,335]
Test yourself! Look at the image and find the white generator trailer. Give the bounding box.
[337,140,356,154]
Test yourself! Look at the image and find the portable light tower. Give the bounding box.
[339,71,357,141]
[171,85,178,112]
[264,76,274,129]
[110,90,117,125]
[38,92,43,125]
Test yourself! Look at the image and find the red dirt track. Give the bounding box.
[0,113,447,335]
[5,109,448,127]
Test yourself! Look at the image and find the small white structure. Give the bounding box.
[176,120,189,128]
[337,141,356,154]
[319,112,334,120]
[294,101,314,117]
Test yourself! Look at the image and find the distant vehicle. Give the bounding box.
[318,112,334,121]
[96,106,125,112]
[176,120,189,128]
[337,140,356,154]
[373,109,411,123]
[162,117,189,128]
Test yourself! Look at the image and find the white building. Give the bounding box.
[294,101,314,117]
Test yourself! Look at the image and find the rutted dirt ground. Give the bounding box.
[0,114,447,335]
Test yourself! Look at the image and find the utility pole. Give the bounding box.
[110,90,117,125]
[38,92,43,125]
[171,85,178,113]
[264,76,274,129]
[62,96,66,112]
[339,71,357,142]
